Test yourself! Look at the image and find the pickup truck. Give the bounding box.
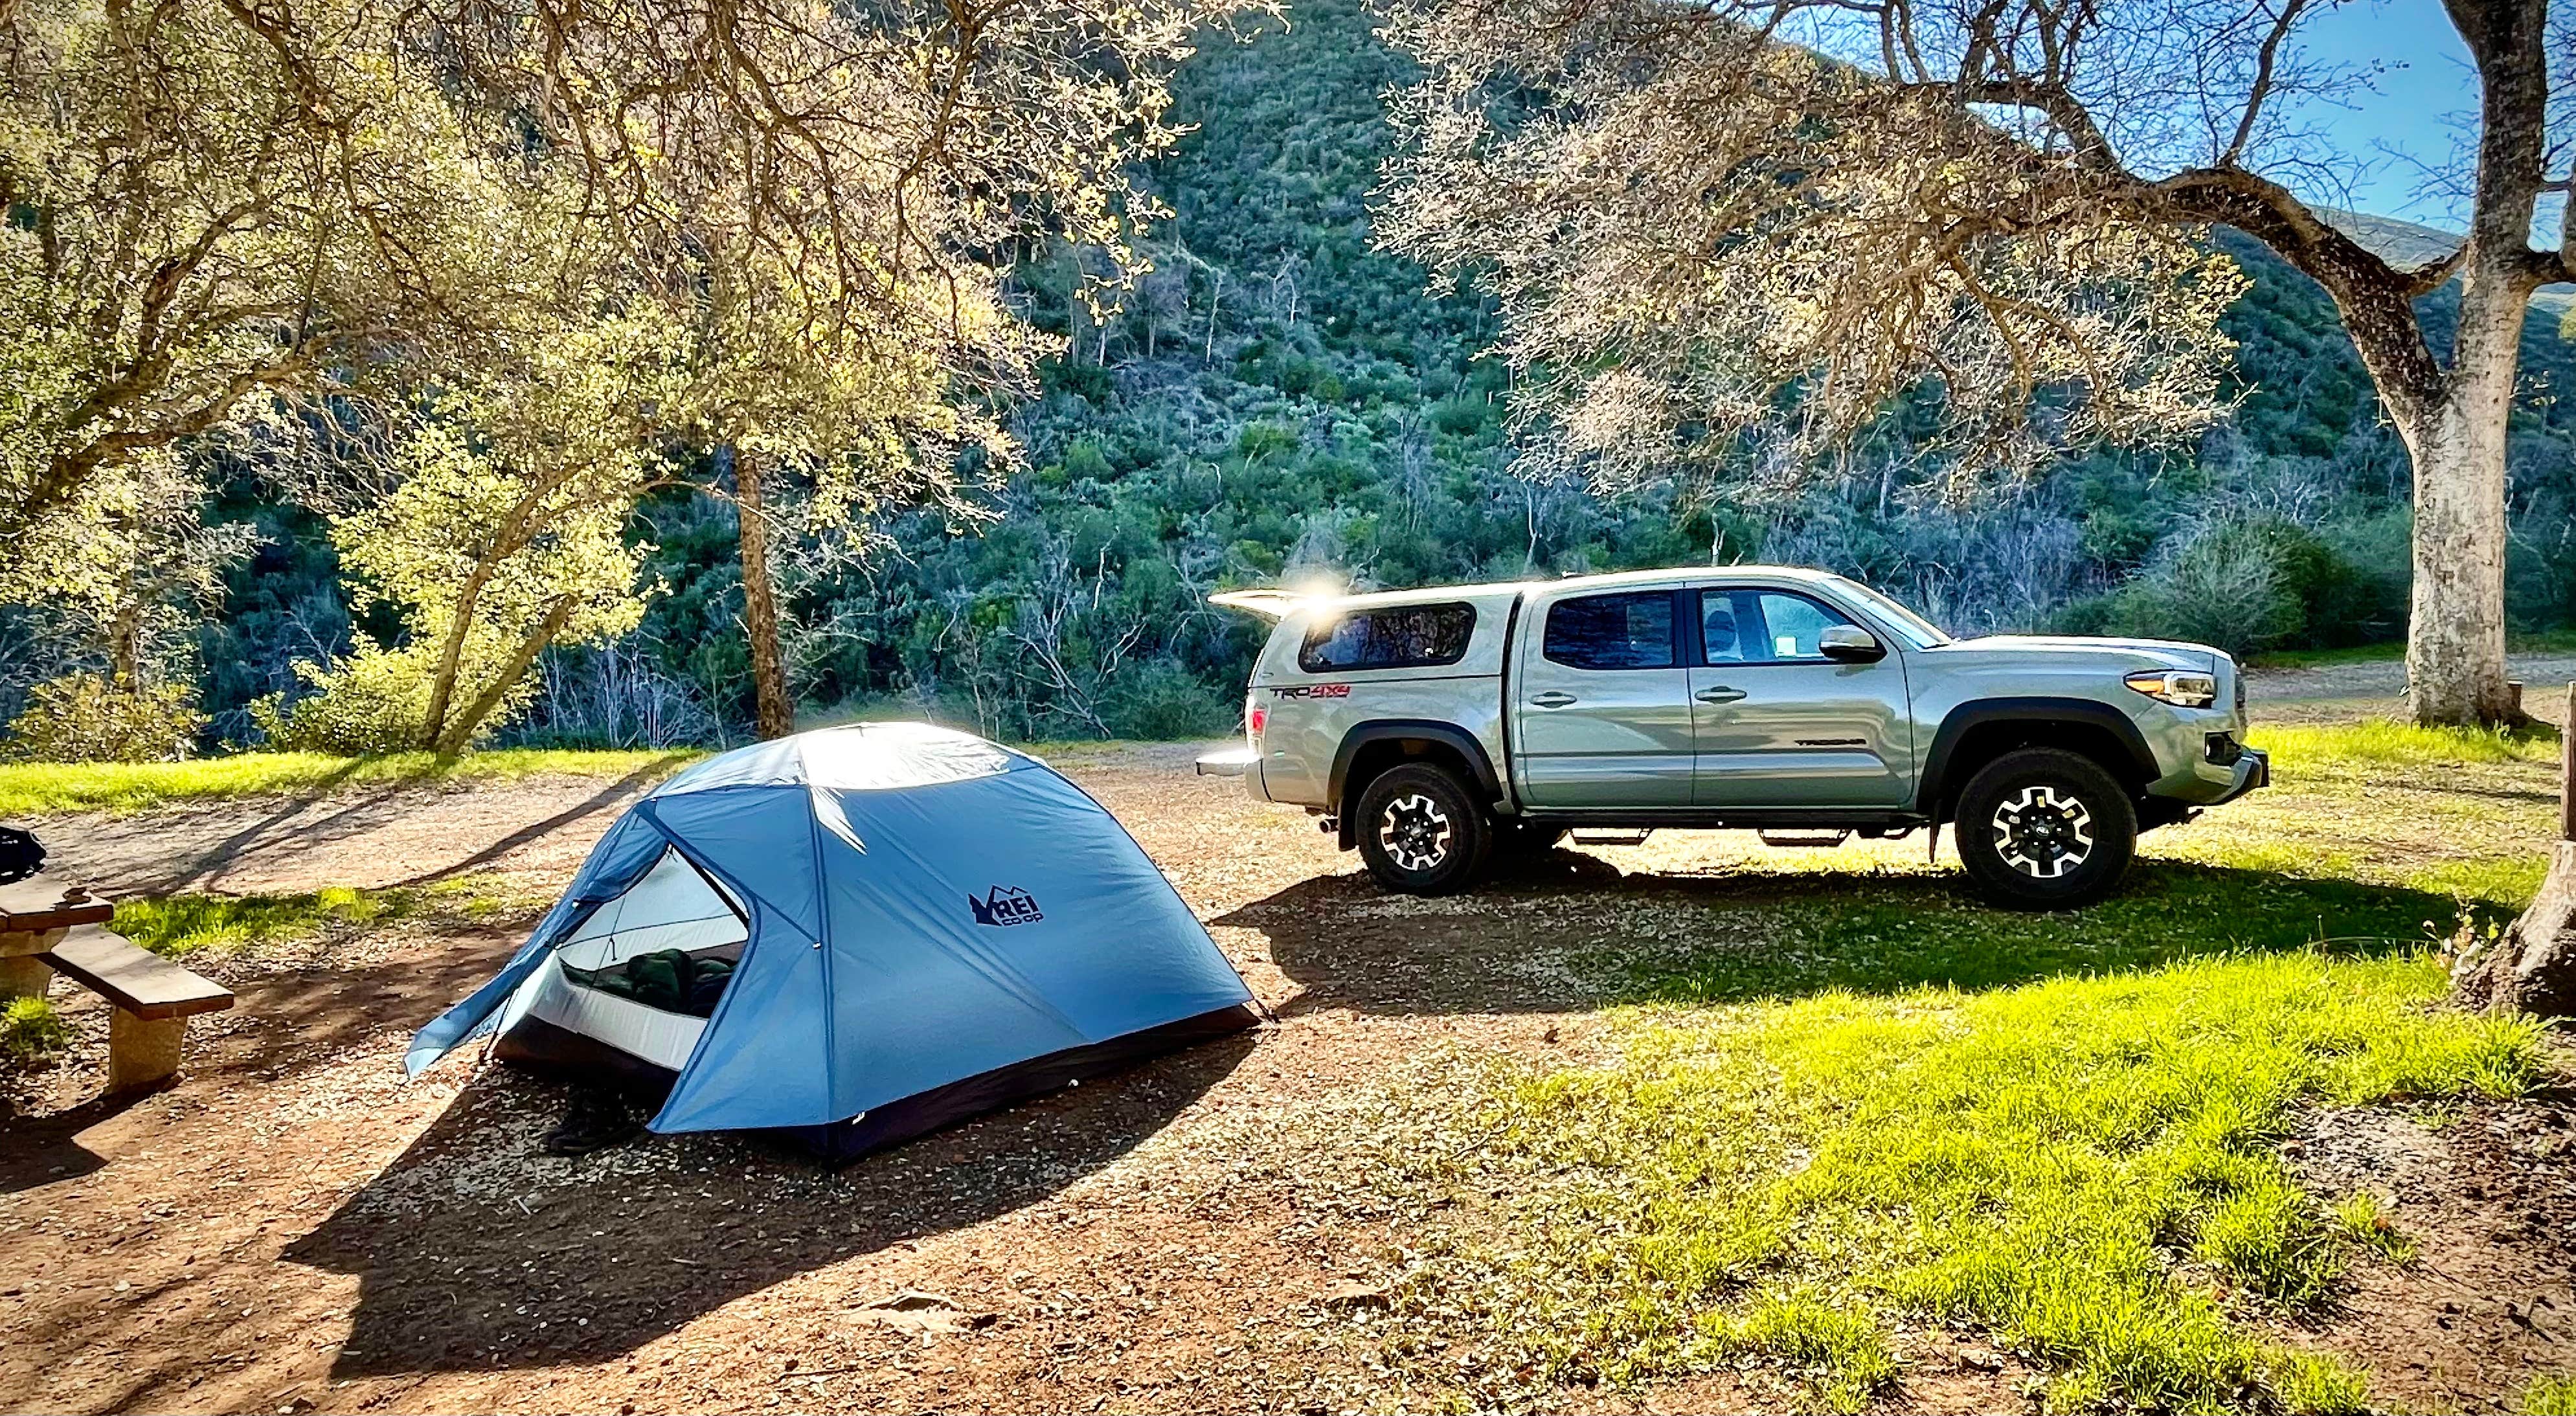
[1195,566,2267,908]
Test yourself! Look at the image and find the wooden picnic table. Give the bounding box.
[0,873,115,1000]
[1,873,233,1091]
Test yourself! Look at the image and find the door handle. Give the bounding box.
[1695,686,1747,704]
[1530,691,1577,708]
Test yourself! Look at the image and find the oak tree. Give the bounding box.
[446,0,1265,737]
[0,0,587,606]
[1381,0,2574,723]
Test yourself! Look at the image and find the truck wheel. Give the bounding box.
[1953,748,2137,910]
[1355,763,1493,895]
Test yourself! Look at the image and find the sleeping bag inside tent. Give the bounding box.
[407,722,1259,1158]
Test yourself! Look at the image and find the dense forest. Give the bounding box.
[8,0,2576,752]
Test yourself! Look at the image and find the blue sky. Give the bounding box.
[2281,1,2478,227]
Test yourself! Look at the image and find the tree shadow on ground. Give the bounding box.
[282,1030,1256,1375]
[47,759,668,897]
[1229,850,2503,1017]
[0,925,519,1194]
[0,1090,152,1191]
[385,759,676,888]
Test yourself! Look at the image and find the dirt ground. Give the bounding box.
[2246,653,2576,725]
[7,745,1867,1416]
[3,673,2573,1413]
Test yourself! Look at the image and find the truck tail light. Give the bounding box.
[1247,702,1267,742]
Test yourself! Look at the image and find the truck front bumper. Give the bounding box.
[2147,737,2269,808]
[2208,746,2270,805]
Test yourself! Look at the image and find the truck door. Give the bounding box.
[1690,588,1911,807]
[1513,589,1695,808]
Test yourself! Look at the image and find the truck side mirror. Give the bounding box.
[1818,624,1885,662]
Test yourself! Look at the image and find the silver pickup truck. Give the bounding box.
[1195,566,2268,908]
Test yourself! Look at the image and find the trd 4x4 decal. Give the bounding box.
[968,885,1043,927]
[1271,683,1350,699]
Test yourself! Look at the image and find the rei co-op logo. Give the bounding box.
[967,884,1043,927]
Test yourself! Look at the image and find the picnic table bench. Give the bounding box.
[1,875,232,1091]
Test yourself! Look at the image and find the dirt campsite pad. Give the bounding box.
[5,688,2576,1412]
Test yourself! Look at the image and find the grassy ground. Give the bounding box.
[2252,629,2576,668]
[1337,717,2568,1414]
[0,996,69,1063]
[109,875,543,958]
[0,748,703,818]
[2531,1373,2576,1414]
[0,736,1184,818]
[17,716,2566,1409]
[1375,958,2533,1413]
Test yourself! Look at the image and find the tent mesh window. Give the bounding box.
[515,846,749,1070]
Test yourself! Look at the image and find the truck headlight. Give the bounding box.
[2125,669,2218,708]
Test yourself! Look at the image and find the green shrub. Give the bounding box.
[251,642,435,754]
[2088,518,2387,657]
[1233,420,1300,460]
[5,673,205,763]
[1039,357,1113,403]
[1,996,71,1063]
[1099,662,1234,739]
[1061,440,1114,482]
[2096,526,2300,655]
[250,639,529,754]
[1430,396,1490,435]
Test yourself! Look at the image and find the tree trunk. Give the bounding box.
[431,595,574,756]
[2459,842,2576,1020]
[733,449,796,740]
[2397,271,2526,726]
[2457,684,2576,1017]
[420,556,497,749]
[2399,394,2516,725]
[422,491,546,749]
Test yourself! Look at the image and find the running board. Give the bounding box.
[1569,829,1653,846]
[1757,829,1851,849]
[1522,811,1928,833]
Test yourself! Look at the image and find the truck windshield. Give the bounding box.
[1829,578,1952,649]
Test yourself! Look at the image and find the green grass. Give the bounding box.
[1392,954,2535,1413]
[2527,1372,2576,1415]
[0,734,1208,818]
[0,748,701,817]
[1342,707,2571,1412]
[2249,719,2562,769]
[2249,643,2412,669]
[2329,1190,2416,1265]
[110,876,539,958]
[2251,629,2576,668]
[1599,862,2514,1008]
[1,995,70,1063]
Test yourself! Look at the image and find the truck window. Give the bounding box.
[1699,592,1746,664]
[1298,603,1477,673]
[1744,591,1855,661]
[1543,592,1676,670]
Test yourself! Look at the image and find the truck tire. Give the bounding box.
[1355,763,1493,895]
[1953,747,2137,910]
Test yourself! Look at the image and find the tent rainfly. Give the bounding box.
[407,723,1259,1158]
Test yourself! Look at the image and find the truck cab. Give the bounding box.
[1198,567,2267,908]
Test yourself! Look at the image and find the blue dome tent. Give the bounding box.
[407,723,1259,1158]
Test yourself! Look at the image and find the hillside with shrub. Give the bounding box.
[6,0,2575,755]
